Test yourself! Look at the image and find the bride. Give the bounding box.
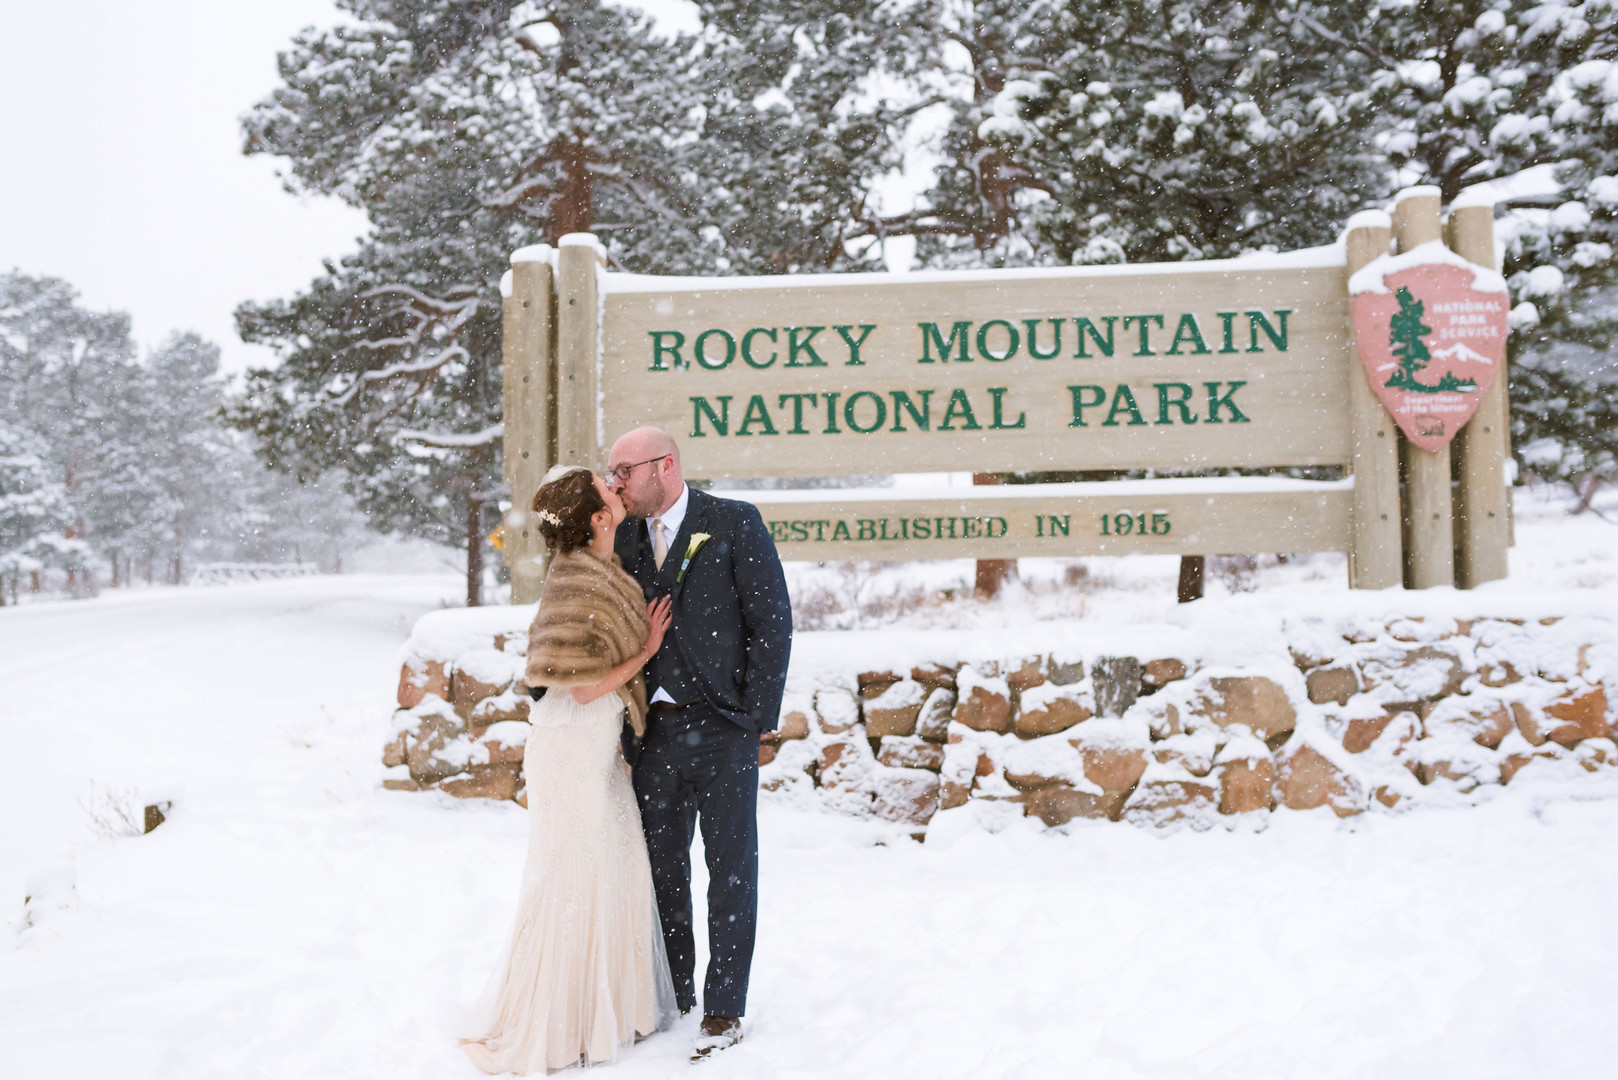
[462,465,678,1074]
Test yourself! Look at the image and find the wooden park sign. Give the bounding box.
[499,185,1513,603]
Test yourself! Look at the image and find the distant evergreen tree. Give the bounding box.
[2,271,357,594]
[0,420,77,604]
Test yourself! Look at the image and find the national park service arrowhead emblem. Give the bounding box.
[1349,246,1510,452]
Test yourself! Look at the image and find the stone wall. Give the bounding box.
[382,610,1618,831]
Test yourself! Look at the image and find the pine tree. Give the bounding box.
[0,420,77,604]
[3,271,349,591]
[234,0,928,594]
[930,1,1390,266]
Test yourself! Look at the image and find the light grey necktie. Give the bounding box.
[652,519,668,570]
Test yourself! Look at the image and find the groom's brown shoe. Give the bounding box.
[690,1015,741,1061]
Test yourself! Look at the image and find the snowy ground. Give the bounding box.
[4,487,1617,1079]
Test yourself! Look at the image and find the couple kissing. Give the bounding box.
[461,426,792,1073]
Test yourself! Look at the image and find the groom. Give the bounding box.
[607,426,792,1060]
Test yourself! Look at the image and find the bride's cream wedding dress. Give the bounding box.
[462,689,677,1075]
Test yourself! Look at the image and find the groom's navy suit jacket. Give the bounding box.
[613,487,793,738]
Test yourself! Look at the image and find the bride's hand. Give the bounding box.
[642,595,672,659]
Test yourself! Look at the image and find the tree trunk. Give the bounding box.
[1177,556,1205,603]
[550,138,593,241]
[1572,474,1602,515]
[972,472,1017,598]
[467,493,485,607]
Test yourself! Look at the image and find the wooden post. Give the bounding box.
[1391,187,1455,589]
[556,234,603,474]
[501,247,555,604]
[1176,555,1205,603]
[1445,203,1512,588]
[971,472,1016,597]
[1343,213,1403,589]
[466,491,484,607]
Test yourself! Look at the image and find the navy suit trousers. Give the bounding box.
[632,707,759,1018]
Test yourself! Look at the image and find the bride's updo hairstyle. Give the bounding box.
[531,466,604,555]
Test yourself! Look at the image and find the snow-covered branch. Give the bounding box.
[395,423,504,449]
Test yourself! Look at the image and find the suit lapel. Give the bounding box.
[666,489,712,599]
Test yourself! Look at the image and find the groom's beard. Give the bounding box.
[622,474,666,519]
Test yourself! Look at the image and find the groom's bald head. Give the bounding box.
[614,426,678,466]
[608,426,684,518]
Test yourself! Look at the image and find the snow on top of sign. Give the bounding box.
[1343,209,1393,234]
[1347,239,1508,295]
[510,244,556,266]
[1391,184,1442,206]
[499,269,513,298]
[726,476,1354,506]
[1449,187,1499,210]
[558,232,604,251]
[600,246,1345,295]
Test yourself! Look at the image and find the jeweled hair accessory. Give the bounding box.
[535,509,563,527]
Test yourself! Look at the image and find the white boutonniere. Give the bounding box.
[676,533,712,583]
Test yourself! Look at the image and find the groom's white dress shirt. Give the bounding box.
[646,483,689,705]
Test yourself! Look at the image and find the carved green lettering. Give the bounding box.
[917,321,972,362]
[939,388,982,430]
[1024,319,1063,360]
[1205,380,1250,423]
[1167,313,1211,355]
[741,327,778,368]
[1074,316,1117,358]
[1246,310,1290,353]
[844,391,887,434]
[1103,384,1147,426]
[988,387,1025,429]
[833,324,877,365]
[1155,382,1198,425]
[1068,384,1106,427]
[976,319,1020,361]
[777,393,818,434]
[1123,314,1165,356]
[890,389,933,432]
[737,394,777,436]
[649,330,686,371]
[694,328,735,370]
[690,395,731,437]
[785,326,827,367]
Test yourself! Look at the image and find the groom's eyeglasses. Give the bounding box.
[606,455,668,484]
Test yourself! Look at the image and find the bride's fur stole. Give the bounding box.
[524,549,650,735]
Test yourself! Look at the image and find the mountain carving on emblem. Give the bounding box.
[1430,341,1495,367]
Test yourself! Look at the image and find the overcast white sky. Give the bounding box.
[0,0,916,378]
[0,1,367,374]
